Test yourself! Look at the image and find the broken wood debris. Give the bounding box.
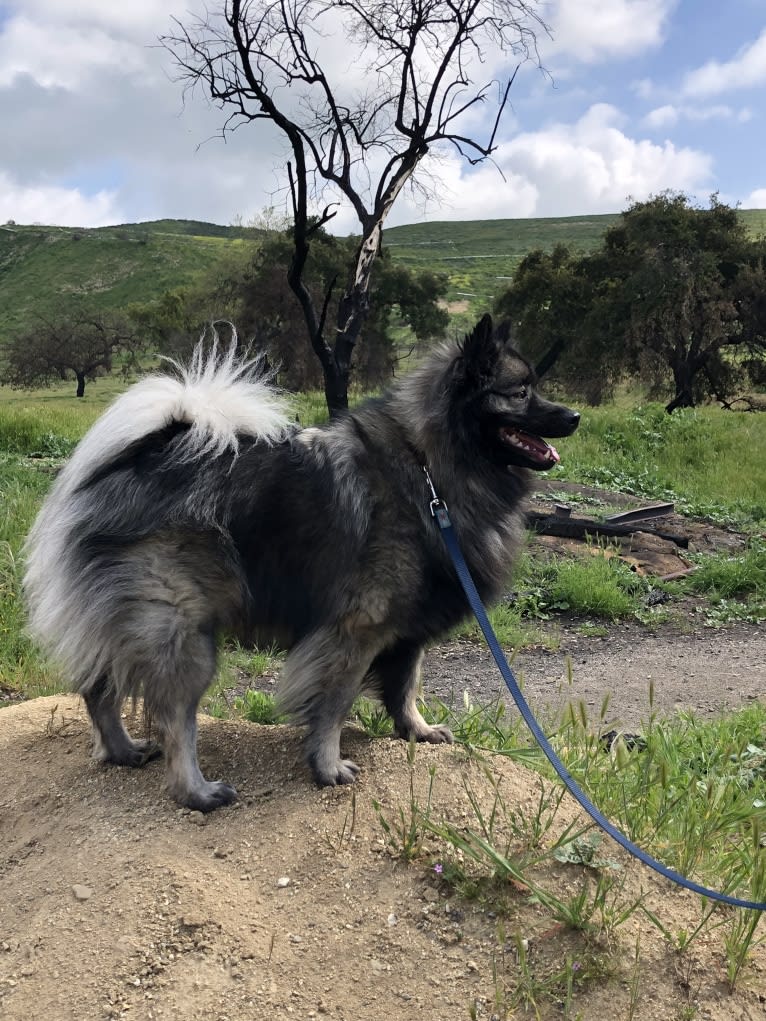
[526,510,689,549]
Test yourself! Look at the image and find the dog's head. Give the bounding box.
[453,314,580,471]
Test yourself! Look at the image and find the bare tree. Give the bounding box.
[162,0,547,414]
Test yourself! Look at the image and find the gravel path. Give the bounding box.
[422,621,766,728]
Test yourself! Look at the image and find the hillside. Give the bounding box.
[0,220,259,341]
[383,208,766,312]
[2,210,765,342]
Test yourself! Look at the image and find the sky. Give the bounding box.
[1,0,765,233]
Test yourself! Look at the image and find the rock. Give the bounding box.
[72,885,93,901]
[277,876,291,888]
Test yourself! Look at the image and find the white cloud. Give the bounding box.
[492,104,712,216]
[644,103,753,129]
[376,104,713,225]
[0,15,147,89]
[25,0,191,36]
[682,27,766,97]
[0,173,121,226]
[644,104,679,128]
[743,188,766,209]
[544,0,675,63]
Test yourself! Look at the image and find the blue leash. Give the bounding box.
[426,476,766,911]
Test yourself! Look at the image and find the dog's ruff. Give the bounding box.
[24,317,579,811]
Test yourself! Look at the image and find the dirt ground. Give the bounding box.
[2,617,766,1021]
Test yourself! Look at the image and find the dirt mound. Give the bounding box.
[2,695,766,1021]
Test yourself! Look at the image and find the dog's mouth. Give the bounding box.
[499,426,560,469]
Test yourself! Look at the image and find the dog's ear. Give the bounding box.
[458,314,504,382]
[495,319,513,346]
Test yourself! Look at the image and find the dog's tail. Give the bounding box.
[23,338,292,669]
[66,338,292,487]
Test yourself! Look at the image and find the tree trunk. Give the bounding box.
[323,362,351,418]
[75,371,86,398]
[665,358,699,413]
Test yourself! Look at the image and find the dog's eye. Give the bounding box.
[513,387,528,400]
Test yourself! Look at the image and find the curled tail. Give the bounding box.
[62,339,291,490]
[23,339,293,671]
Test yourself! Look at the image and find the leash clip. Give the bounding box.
[423,466,450,525]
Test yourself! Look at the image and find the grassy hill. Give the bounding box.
[0,220,259,341]
[2,210,765,342]
[383,208,766,314]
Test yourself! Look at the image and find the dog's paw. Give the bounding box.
[102,739,163,768]
[313,758,361,787]
[416,724,454,745]
[179,781,238,813]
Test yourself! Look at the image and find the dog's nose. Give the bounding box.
[569,410,581,430]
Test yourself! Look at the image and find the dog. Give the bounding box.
[24,314,579,811]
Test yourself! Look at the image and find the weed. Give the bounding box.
[699,597,766,627]
[352,697,394,737]
[627,933,642,1021]
[451,598,557,647]
[642,900,723,958]
[234,690,287,725]
[373,741,436,861]
[721,823,766,990]
[575,622,609,638]
[324,791,357,851]
[685,540,766,599]
[534,872,644,947]
[547,550,643,620]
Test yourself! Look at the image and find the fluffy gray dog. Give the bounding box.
[24,315,579,811]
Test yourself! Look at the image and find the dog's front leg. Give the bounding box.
[370,641,454,746]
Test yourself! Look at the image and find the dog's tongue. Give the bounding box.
[501,427,560,466]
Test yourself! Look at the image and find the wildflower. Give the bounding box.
[434,863,443,875]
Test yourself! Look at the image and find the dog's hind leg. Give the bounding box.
[83,675,162,767]
[142,625,237,813]
[371,642,454,745]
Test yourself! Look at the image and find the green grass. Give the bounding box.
[453,540,651,645]
[684,541,766,599]
[553,403,766,529]
[0,455,63,699]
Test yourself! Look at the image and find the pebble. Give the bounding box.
[386,913,398,927]
[72,885,93,901]
[277,876,291,888]
[188,811,207,827]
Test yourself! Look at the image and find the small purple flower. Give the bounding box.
[434,863,444,875]
[572,961,582,972]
